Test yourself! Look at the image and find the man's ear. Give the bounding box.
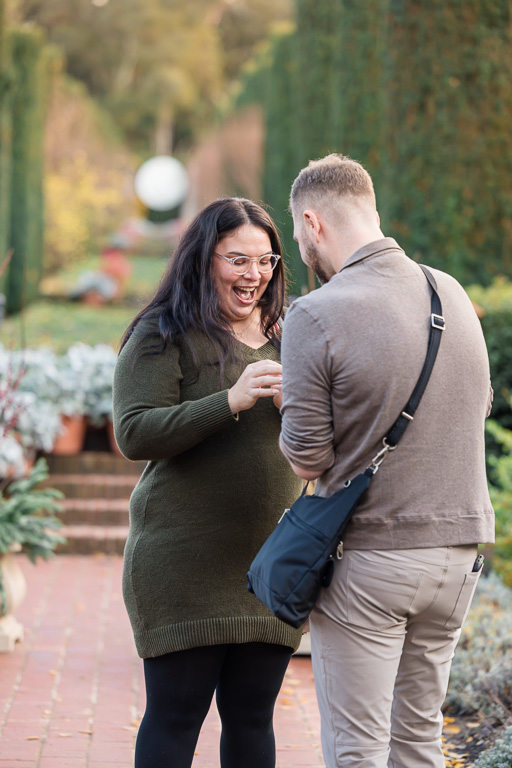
[303,209,322,243]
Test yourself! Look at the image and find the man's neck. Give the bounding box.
[329,228,385,274]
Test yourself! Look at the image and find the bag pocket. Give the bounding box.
[260,511,330,599]
[444,570,481,630]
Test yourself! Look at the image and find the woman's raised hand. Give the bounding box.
[228,360,283,414]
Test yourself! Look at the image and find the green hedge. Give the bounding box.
[384,1,512,285]
[236,0,512,289]
[0,0,11,294]
[468,279,512,434]
[237,30,310,298]
[6,27,45,314]
[262,32,310,298]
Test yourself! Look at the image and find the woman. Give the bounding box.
[113,198,303,768]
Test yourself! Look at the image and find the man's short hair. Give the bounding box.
[290,154,376,213]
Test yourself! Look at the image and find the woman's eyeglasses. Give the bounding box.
[214,252,281,276]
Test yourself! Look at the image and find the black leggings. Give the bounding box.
[135,642,292,768]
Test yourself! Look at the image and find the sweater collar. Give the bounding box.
[341,237,405,272]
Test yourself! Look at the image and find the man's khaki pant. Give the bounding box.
[310,545,480,768]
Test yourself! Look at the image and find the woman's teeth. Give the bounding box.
[234,287,256,301]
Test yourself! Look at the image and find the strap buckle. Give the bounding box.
[431,313,446,330]
[368,438,397,475]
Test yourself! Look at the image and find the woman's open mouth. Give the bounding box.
[233,286,257,304]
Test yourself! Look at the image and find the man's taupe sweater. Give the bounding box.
[280,238,494,550]
[113,321,303,658]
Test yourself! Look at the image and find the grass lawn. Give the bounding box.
[1,253,169,352]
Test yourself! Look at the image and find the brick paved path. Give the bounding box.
[0,555,323,768]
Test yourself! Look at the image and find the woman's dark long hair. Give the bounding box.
[120,197,287,375]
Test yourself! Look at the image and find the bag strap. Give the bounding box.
[368,265,445,474]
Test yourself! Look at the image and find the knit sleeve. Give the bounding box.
[112,331,235,461]
[279,302,336,474]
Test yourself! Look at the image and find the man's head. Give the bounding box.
[290,154,382,282]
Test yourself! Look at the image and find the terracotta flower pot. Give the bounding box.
[52,414,86,456]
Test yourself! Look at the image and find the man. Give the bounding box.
[279,154,494,768]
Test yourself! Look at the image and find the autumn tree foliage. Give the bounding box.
[11,0,293,154]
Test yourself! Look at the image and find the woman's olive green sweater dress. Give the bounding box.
[113,320,303,658]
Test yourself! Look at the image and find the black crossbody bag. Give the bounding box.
[247,266,445,628]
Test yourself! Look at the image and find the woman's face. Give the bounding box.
[211,224,275,325]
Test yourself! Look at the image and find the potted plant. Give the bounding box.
[0,355,66,651]
[0,458,65,651]
[0,344,87,455]
[76,343,118,452]
[68,342,117,427]
[0,342,120,456]
[0,355,26,479]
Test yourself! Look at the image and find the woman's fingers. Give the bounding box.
[247,374,282,388]
[228,360,283,413]
[246,359,282,376]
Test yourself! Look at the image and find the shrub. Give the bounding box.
[0,458,64,563]
[472,726,512,768]
[485,416,512,587]
[467,279,512,436]
[445,572,512,722]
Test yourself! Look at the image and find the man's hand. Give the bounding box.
[272,387,283,410]
[290,462,321,481]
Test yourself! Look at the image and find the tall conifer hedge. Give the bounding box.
[0,0,11,296]
[237,30,310,297]
[385,1,512,284]
[6,27,45,313]
[237,0,512,288]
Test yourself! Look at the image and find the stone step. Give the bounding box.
[45,451,146,476]
[43,473,139,500]
[56,497,130,526]
[42,451,142,555]
[56,524,129,555]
